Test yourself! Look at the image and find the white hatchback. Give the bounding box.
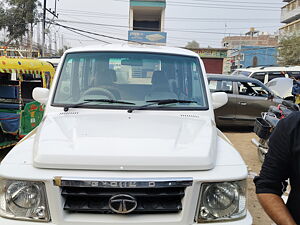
[232,66,300,84]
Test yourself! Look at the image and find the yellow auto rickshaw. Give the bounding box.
[0,56,55,148]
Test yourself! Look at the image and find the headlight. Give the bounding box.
[0,180,50,222]
[196,180,247,223]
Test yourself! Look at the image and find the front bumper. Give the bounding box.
[0,211,252,225]
[0,161,252,225]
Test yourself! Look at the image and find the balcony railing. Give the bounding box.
[281,0,300,23]
[280,18,300,34]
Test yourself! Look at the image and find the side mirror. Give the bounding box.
[212,92,228,109]
[33,87,50,105]
[267,92,274,100]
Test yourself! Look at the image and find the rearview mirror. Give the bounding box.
[121,59,143,66]
[212,92,228,109]
[33,87,50,105]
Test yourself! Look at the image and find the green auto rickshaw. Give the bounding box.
[0,56,55,149]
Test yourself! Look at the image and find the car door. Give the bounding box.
[235,81,276,126]
[208,79,236,126]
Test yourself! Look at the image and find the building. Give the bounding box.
[232,46,277,68]
[280,0,300,35]
[222,29,278,49]
[188,48,228,74]
[222,29,278,71]
[128,0,167,44]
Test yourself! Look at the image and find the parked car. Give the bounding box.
[232,66,300,84]
[0,44,252,224]
[266,77,294,100]
[208,74,282,127]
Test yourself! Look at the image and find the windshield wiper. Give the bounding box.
[64,99,135,112]
[127,99,197,113]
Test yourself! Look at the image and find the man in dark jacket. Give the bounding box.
[254,112,300,225]
[292,76,300,104]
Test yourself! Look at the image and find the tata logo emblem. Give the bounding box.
[108,194,137,214]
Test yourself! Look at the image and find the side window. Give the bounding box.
[251,72,266,83]
[267,71,286,82]
[238,82,256,96]
[208,80,233,94]
[288,71,300,79]
[248,82,268,97]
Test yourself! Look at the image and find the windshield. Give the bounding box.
[53,52,208,110]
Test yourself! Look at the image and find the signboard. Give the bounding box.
[128,31,167,44]
[192,49,227,58]
[130,0,166,7]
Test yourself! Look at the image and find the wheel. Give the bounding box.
[83,87,116,100]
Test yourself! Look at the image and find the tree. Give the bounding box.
[57,45,71,56]
[185,40,200,49]
[278,35,300,66]
[0,3,5,29]
[0,0,39,45]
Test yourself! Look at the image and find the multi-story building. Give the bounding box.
[222,29,278,71]
[128,0,167,44]
[222,29,278,49]
[280,0,300,35]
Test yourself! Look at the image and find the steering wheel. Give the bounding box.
[83,87,116,100]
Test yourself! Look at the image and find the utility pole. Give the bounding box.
[42,0,59,57]
[42,0,46,57]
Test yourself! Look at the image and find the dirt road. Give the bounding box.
[224,130,273,225]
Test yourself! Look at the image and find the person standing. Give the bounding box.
[292,76,300,104]
[254,112,300,225]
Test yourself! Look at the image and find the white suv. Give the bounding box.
[232,66,300,84]
[0,44,252,225]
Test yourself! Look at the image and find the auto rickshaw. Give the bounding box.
[0,56,55,149]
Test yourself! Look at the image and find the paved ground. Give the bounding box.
[223,129,273,225]
[0,131,273,224]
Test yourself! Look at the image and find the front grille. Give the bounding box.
[54,177,193,214]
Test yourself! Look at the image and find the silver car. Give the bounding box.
[208,75,282,127]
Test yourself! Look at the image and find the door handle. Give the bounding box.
[239,102,247,106]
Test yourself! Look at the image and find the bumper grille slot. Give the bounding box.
[55,177,193,215]
[62,187,185,214]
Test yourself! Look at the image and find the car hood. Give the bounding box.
[33,111,217,171]
[267,78,293,98]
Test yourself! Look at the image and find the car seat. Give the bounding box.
[145,71,177,101]
[94,69,121,99]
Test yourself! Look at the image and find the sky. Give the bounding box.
[44,0,285,49]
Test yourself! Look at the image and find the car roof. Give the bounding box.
[207,74,263,83]
[234,66,300,72]
[64,43,199,57]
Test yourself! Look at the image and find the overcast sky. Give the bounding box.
[45,0,285,49]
